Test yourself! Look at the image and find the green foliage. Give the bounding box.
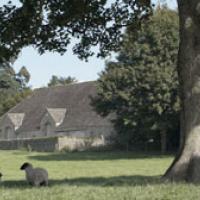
[93,7,180,150]
[0,0,152,61]
[0,63,32,116]
[16,66,31,89]
[0,88,32,116]
[48,75,77,87]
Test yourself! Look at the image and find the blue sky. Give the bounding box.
[8,0,177,88]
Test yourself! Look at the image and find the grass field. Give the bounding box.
[0,150,199,200]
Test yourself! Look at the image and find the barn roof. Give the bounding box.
[3,81,113,132]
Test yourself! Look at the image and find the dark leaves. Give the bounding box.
[0,0,153,61]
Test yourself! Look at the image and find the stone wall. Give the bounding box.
[0,135,112,152]
[0,137,58,151]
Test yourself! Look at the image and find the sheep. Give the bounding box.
[20,162,48,186]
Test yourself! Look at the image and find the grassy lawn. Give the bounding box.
[0,150,199,200]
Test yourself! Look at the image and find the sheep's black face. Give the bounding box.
[0,172,2,177]
[20,162,31,170]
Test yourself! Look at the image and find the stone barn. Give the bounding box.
[0,81,115,151]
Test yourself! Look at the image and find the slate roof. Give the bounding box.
[4,81,112,132]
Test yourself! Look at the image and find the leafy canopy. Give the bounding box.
[0,0,152,62]
[92,7,180,149]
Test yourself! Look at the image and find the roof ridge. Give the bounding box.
[33,80,97,91]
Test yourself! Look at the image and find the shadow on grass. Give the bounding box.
[1,175,162,189]
[28,151,172,162]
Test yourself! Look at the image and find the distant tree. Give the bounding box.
[16,66,30,89]
[48,75,77,87]
[0,63,32,116]
[0,62,17,89]
[0,88,32,116]
[92,7,179,152]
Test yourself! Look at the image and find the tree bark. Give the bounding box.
[163,0,200,182]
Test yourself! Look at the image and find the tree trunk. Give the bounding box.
[163,0,200,182]
[160,129,167,154]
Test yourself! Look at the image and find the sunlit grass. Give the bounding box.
[0,150,199,200]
